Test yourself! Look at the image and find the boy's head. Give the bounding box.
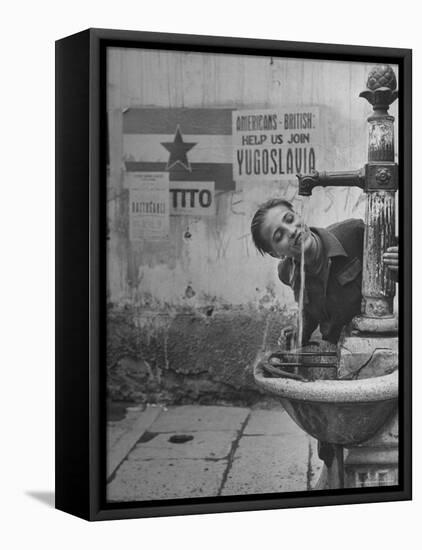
[251,198,311,260]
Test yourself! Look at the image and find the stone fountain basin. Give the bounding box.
[253,351,398,446]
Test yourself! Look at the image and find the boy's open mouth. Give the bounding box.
[293,231,302,246]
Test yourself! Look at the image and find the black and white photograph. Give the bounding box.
[5,0,421,545]
[105,45,404,503]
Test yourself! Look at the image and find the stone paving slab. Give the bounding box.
[107,405,159,451]
[106,404,324,501]
[130,430,235,460]
[242,409,323,489]
[221,433,310,495]
[149,405,249,433]
[107,425,127,451]
[243,409,305,436]
[107,458,227,502]
[107,406,163,477]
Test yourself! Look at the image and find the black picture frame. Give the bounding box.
[55,28,412,521]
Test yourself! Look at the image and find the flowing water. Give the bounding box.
[297,197,310,353]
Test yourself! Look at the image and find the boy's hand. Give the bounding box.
[383,246,399,273]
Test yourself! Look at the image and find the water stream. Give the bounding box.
[297,196,310,354]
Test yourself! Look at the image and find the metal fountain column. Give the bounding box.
[298,64,398,333]
[355,65,398,332]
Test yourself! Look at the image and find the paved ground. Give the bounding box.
[107,404,323,502]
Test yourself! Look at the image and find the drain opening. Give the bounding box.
[168,434,194,444]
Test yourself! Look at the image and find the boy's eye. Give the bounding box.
[285,213,294,223]
[274,229,283,242]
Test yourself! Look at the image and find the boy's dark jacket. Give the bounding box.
[278,218,365,344]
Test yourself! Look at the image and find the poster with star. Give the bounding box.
[122,108,235,216]
[123,108,234,191]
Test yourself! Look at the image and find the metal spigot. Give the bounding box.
[297,169,366,196]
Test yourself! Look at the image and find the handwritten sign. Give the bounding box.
[233,108,320,182]
[170,181,215,217]
[128,172,169,241]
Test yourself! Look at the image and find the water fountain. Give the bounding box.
[254,64,399,490]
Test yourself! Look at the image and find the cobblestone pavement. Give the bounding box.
[107,404,323,502]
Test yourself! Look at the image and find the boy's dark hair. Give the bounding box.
[251,198,294,256]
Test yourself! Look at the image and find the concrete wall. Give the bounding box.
[106,48,398,404]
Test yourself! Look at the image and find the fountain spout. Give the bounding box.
[297,169,365,196]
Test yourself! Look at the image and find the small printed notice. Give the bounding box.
[128,172,169,241]
[170,181,215,217]
[233,108,320,182]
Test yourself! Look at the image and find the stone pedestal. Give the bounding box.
[345,409,398,488]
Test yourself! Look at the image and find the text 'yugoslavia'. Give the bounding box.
[236,147,316,176]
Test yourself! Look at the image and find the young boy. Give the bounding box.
[251,198,398,345]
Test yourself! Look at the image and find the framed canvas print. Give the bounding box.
[55,28,412,521]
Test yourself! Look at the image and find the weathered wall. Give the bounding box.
[106,48,398,404]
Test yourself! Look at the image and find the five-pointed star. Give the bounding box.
[161,126,196,171]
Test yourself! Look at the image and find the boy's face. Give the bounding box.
[260,204,312,259]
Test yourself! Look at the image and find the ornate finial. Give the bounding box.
[366,65,397,91]
[359,64,398,113]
